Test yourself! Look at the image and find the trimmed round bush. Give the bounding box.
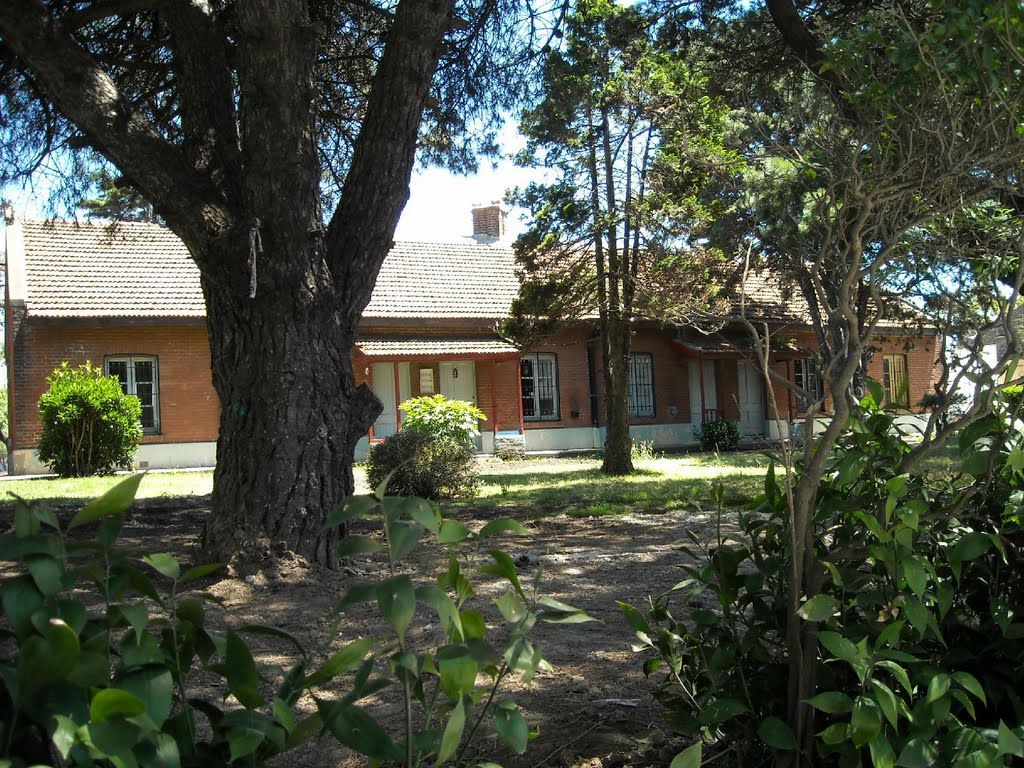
[367,430,479,500]
[37,361,143,476]
[695,418,741,452]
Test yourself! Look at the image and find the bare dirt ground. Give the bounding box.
[18,480,732,768]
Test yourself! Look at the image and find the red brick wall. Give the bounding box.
[11,321,220,450]
[523,327,593,431]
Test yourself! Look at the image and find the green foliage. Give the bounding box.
[37,362,142,477]
[1,474,590,766]
[399,395,487,447]
[694,419,740,453]
[625,390,1024,765]
[630,440,659,463]
[367,430,480,500]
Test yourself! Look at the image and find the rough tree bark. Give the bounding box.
[0,0,458,566]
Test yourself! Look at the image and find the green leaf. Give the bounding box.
[436,696,466,766]
[926,673,951,704]
[228,727,265,763]
[336,535,384,558]
[818,631,862,667]
[819,723,848,746]
[850,697,882,747]
[26,554,63,597]
[2,576,43,638]
[618,601,652,635]
[698,698,748,725]
[903,556,928,597]
[437,647,479,698]
[869,678,900,729]
[438,519,471,544]
[897,737,938,768]
[493,700,528,754]
[118,666,174,726]
[69,473,145,529]
[385,519,424,561]
[805,691,854,714]
[286,714,323,749]
[495,590,528,624]
[416,585,463,639]
[377,576,416,639]
[798,594,840,622]
[480,550,523,596]
[876,660,913,697]
[180,563,225,584]
[478,518,531,538]
[305,637,374,687]
[224,630,265,708]
[949,532,991,562]
[318,700,402,761]
[870,734,897,768]
[90,688,147,723]
[952,672,986,704]
[392,496,439,534]
[322,494,378,531]
[669,742,702,768]
[758,716,798,750]
[143,553,181,581]
[236,623,307,658]
[997,720,1024,758]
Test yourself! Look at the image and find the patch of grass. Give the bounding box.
[449,454,771,520]
[0,470,213,507]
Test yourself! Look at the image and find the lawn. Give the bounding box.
[0,451,774,516]
[453,451,774,519]
[0,469,214,506]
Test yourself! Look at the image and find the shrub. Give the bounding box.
[367,429,479,499]
[37,361,142,476]
[623,390,1024,766]
[1,474,591,766]
[694,418,740,452]
[400,394,486,446]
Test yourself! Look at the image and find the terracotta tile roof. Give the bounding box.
[9,220,519,321]
[12,220,205,318]
[355,337,519,358]
[362,240,518,320]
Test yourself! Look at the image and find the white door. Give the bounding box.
[439,362,477,405]
[371,362,398,438]
[737,360,764,436]
[688,360,717,425]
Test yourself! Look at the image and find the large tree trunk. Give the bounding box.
[0,0,457,566]
[195,229,381,569]
[602,318,634,474]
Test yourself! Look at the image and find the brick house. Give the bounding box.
[3,211,940,474]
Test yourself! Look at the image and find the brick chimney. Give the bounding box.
[471,202,507,243]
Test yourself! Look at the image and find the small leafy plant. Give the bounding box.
[624,388,1024,766]
[400,395,487,447]
[367,430,480,499]
[1,472,589,767]
[694,419,740,453]
[37,361,143,477]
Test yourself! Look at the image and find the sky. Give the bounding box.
[395,160,539,242]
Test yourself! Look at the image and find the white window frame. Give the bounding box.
[882,353,909,408]
[521,353,560,421]
[106,355,161,434]
[794,358,822,411]
[628,353,655,418]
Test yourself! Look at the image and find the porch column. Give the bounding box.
[698,355,707,422]
[393,361,403,431]
[515,357,525,434]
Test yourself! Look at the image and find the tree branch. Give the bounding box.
[0,0,231,241]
